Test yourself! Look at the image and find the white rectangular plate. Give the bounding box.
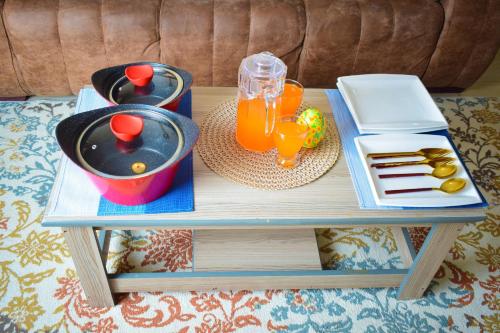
[337,74,448,134]
[354,134,482,207]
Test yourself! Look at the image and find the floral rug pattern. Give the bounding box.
[0,96,498,332]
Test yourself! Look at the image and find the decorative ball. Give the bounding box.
[297,107,326,148]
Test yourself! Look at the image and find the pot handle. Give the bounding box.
[55,108,103,165]
[169,112,200,157]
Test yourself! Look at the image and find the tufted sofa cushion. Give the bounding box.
[422,0,500,89]
[0,0,25,96]
[0,0,498,96]
[298,0,444,87]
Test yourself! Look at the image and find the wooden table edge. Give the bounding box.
[41,212,486,229]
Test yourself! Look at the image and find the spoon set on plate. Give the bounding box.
[367,148,467,195]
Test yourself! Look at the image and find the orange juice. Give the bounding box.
[274,121,308,158]
[280,81,304,117]
[236,98,278,152]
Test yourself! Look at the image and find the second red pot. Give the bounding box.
[91,62,193,112]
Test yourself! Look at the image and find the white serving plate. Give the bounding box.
[354,134,482,207]
[337,74,448,134]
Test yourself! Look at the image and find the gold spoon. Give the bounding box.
[371,156,455,169]
[385,177,467,195]
[378,164,457,179]
[367,148,452,160]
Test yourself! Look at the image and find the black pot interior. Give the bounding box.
[77,111,181,177]
[91,62,193,107]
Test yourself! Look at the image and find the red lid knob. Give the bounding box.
[110,114,144,142]
[125,64,154,87]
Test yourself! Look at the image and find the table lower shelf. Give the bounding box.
[99,227,415,293]
[108,269,407,292]
[70,223,466,307]
[193,229,321,271]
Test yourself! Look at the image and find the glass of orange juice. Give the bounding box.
[280,79,304,117]
[273,116,309,168]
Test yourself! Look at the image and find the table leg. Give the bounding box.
[97,230,112,267]
[62,227,114,307]
[391,227,414,268]
[397,223,464,300]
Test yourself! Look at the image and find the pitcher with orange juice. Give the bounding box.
[236,52,287,152]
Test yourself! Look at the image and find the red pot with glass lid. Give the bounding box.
[91,62,192,111]
[56,104,199,205]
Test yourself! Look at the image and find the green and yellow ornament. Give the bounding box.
[297,107,326,148]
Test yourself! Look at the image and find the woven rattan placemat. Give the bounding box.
[197,99,341,190]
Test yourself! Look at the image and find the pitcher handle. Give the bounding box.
[264,91,277,136]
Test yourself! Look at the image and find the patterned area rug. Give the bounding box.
[0,96,498,332]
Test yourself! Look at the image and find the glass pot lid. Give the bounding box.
[76,110,184,179]
[109,67,184,107]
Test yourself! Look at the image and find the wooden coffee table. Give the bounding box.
[42,87,486,307]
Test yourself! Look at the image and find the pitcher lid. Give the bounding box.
[240,51,286,81]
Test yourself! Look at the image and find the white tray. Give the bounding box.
[354,134,482,207]
[337,74,448,134]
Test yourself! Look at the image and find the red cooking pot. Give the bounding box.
[91,62,193,112]
[56,104,199,205]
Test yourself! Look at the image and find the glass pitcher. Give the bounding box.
[236,52,287,152]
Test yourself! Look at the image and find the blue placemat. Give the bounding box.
[95,90,194,216]
[324,89,487,210]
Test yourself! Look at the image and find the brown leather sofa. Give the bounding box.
[0,0,499,97]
